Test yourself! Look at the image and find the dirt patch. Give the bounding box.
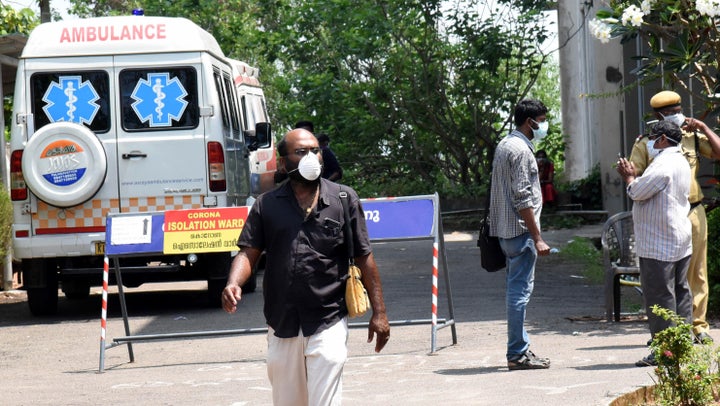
[0,290,27,305]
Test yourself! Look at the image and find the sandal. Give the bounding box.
[507,350,550,370]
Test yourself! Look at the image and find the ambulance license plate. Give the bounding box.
[94,242,105,255]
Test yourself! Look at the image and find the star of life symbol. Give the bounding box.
[131,73,189,127]
[42,76,100,125]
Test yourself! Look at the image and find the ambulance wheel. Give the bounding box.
[61,280,91,300]
[205,253,257,307]
[22,122,107,208]
[27,286,59,316]
[242,271,257,293]
[207,278,226,308]
[25,259,59,316]
[204,252,232,307]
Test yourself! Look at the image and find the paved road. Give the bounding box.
[0,224,671,405]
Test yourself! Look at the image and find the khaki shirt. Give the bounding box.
[629,129,714,204]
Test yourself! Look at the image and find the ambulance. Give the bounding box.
[9,16,274,315]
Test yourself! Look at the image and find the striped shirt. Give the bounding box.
[627,145,692,261]
[488,130,542,239]
[629,128,713,204]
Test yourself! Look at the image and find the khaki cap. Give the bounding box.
[650,90,682,109]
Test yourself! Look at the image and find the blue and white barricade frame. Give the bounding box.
[361,193,457,353]
[98,193,457,372]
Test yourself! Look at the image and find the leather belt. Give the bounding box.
[690,201,702,210]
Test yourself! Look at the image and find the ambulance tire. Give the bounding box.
[27,286,59,316]
[205,252,232,307]
[22,122,107,208]
[61,280,91,300]
[207,278,226,308]
[205,252,258,307]
[25,259,59,316]
[242,271,257,293]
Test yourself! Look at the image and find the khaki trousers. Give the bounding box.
[688,204,709,335]
[266,319,348,406]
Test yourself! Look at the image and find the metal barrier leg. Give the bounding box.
[99,255,110,373]
[113,258,134,363]
[438,219,457,346]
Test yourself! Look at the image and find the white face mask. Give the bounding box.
[297,152,322,181]
[662,113,686,127]
[531,119,549,141]
[646,139,661,159]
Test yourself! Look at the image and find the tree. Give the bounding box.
[1,2,39,140]
[0,2,38,35]
[66,0,555,198]
[590,0,720,118]
[254,0,555,197]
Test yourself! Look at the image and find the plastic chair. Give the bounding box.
[601,211,641,322]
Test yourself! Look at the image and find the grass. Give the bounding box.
[557,237,604,284]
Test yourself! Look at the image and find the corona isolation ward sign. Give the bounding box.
[163,207,249,254]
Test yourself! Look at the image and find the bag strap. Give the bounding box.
[481,174,493,234]
[339,189,355,266]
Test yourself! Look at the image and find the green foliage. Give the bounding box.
[557,237,603,283]
[591,1,720,118]
[557,164,603,210]
[0,3,38,34]
[530,61,565,175]
[0,188,11,259]
[1,3,39,141]
[650,306,717,406]
[67,0,555,197]
[707,207,720,315]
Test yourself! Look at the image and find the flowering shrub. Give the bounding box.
[589,0,720,100]
[650,306,718,405]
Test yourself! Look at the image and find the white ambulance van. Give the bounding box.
[9,16,274,315]
[230,59,277,196]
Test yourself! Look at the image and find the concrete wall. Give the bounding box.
[558,0,626,215]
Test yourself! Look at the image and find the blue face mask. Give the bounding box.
[646,139,661,159]
[530,119,549,141]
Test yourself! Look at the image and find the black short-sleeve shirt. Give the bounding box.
[238,178,372,338]
[321,147,342,180]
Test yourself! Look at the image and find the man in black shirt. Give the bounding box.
[317,133,343,181]
[222,128,390,405]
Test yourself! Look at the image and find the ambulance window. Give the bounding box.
[242,94,265,129]
[240,96,248,130]
[223,71,241,139]
[30,71,111,133]
[119,67,199,131]
[213,69,231,132]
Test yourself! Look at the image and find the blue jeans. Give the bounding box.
[499,233,537,361]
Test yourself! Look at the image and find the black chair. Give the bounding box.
[601,211,641,322]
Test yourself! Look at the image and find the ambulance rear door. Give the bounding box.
[21,56,120,234]
[114,52,207,212]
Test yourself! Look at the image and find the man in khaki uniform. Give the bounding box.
[629,90,720,343]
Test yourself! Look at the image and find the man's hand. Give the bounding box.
[368,312,390,353]
[683,117,708,133]
[616,157,636,183]
[535,239,551,256]
[221,285,242,314]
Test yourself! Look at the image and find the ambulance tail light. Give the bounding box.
[207,142,227,192]
[10,150,27,201]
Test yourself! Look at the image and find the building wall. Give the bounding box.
[558,1,720,215]
[558,0,626,214]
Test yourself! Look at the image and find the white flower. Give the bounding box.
[621,5,644,27]
[697,0,720,17]
[640,0,653,15]
[589,19,612,43]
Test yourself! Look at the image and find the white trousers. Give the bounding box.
[267,318,348,406]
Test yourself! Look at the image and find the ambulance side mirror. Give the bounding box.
[255,122,271,149]
[244,122,271,151]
